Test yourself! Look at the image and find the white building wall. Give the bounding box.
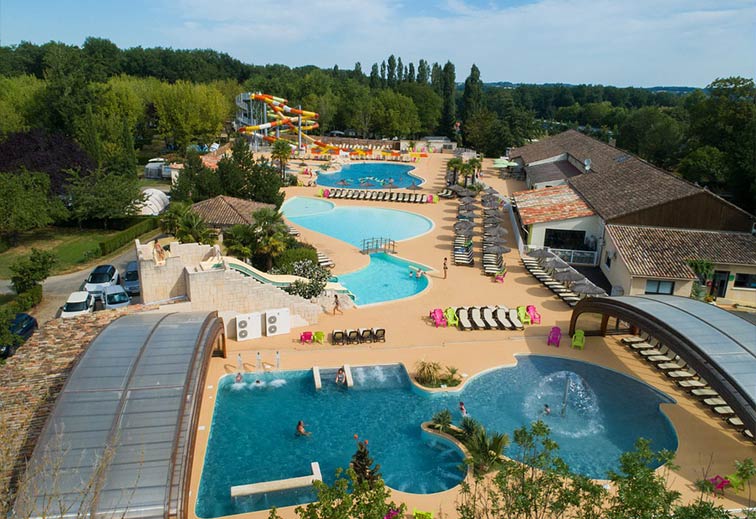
[528,215,602,249]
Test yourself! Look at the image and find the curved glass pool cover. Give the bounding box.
[196,356,677,516]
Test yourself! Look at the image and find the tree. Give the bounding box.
[9,248,57,294]
[284,260,329,299]
[270,139,293,180]
[0,173,62,244]
[81,37,121,82]
[462,64,484,126]
[369,63,380,89]
[617,107,683,169]
[222,224,256,260]
[440,62,457,139]
[175,211,216,245]
[387,55,397,87]
[159,202,189,236]
[417,59,429,85]
[351,438,382,487]
[463,421,509,475]
[677,146,727,188]
[249,208,288,271]
[66,169,144,228]
[406,62,415,83]
[0,75,45,137]
[606,438,680,519]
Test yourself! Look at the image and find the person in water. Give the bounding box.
[335,367,346,385]
[459,401,468,417]
[235,372,243,383]
[544,404,551,415]
[296,420,311,436]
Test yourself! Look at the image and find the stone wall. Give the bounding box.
[136,240,217,304]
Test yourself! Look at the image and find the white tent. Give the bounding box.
[139,188,170,216]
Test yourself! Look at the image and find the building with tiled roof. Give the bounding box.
[190,195,275,228]
[602,224,756,305]
[525,160,582,189]
[509,130,754,232]
[512,185,601,258]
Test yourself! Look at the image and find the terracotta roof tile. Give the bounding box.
[190,195,275,227]
[607,224,756,279]
[513,185,595,225]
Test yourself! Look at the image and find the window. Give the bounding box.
[544,229,586,250]
[604,251,612,269]
[645,280,675,295]
[734,273,756,289]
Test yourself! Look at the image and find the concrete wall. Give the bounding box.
[137,240,217,304]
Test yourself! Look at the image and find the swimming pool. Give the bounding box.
[336,253,429,306]
[196,356,677,517]
[317,163,421,189]
[282,197,433,247]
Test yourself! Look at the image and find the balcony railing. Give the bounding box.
[527,246,598,266]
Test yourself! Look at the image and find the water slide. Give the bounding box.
[223,256,351,295]
[237,92,340,150]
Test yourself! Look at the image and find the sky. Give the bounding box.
[1,0,754,87]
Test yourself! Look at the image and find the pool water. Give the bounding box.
[282,197,433,247]
[196,356,677,517]
[317,162,420,189]
[336,253,429,306]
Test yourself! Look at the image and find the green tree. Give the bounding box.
[67,169,144,228]
[351,439,382,487]
[249,208,288,271]
[387,55,397,88]
[463,421,509,475]
[222,224,256,260]
[159,202,189,236]
[175,211,216,245]
[0,172,62,244]
[617,107,683,169]
[9,248,57,294]
[417,59,429,85]
[0,75,45,137]
[606,438,679,519]
[462,64,484,126]
[81,37,121,82]
[440,61,457,139]
[270,139,293,180]
[677,146,727,188]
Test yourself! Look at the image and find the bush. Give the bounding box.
[0,285,43,314]
[98,218,158,256]
[10,249,57,294]
[282,259,329,299]
[273,246,318,272]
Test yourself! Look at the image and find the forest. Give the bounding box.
[0,37,754,215]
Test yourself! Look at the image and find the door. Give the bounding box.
[711,270,729,298]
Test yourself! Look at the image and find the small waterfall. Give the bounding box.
[350,364,405,389]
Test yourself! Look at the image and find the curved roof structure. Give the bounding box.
[570,295,756,433]
[14,312,224,519]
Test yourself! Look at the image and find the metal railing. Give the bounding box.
[361,237,396,254]
[527,246,598,266]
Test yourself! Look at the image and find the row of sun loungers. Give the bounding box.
[287,225,300,236]
[522,258,581,306]
[429,306,526,331]
[438,188,456,198]
[316,252,334,268]
[325,189,432,203]
[621,334,754,443]
[331,328,386,345]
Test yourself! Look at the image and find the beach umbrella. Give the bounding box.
[553,269,586,284]
[482,193,499,200]
[528,248,553,259]
[570,282,607,296]
[484,237,509,247]
[385,181,398,191]
[485,226,509,237]
[542,256,569,269]
[407,183,423,190]
[483,213,505,222]
[459,189,476,197]
[484,245,511,254]
[482,199,501,208]
[460,196,477,204]
[448,184,466,193]
[458,210,477,219]
[454,221,475,232]
[483,186,498,194]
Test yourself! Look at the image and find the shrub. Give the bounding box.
[0,285,43,314]
[98,218,158,256]
[273,246,318,272]
[9,249,57,294]
[282,259,329,299]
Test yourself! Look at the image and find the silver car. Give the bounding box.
[103,285,131,310]
[122,261,140,296]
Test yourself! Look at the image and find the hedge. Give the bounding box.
[273,247,318,272]
[0,284,43,314]
[99,218,158,256]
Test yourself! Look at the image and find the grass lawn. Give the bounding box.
[138,177,172,190]
[0,227,120,279]
[0,293,15,305]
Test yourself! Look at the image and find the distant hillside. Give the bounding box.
[482,82,699,94]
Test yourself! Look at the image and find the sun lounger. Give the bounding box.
[704,397,728,407]
[713,406,734,417]
[359,328,374,342]
[629,340,657,351]
[691,388,718,398]
[727,417,744,428]
[656,358,687,371]
[493,306,514,329]
[508,308,524,330]
[456,307,474,331]
[332,330,345,345]
[469,307,488,329]
[482,307,502,329]
[639,345,670,357]
[346,329,360,344]
[667,368,697,379]
[678,378,707,389]
[621,335,646,345]
[389,192,397,202]
[372,328,386,342]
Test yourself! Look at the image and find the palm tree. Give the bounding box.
[175,211,216,245]
[464,426,509,475]
[222,224,255,260]
[446,157,464,185]
[415,360,442,386]
[468,157,483,183]
[271,139,292,180]
[250,207,288,271]
[159,202,189,236]
[431,409,453,433]
[460,161,474,187]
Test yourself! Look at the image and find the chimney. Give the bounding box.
[584,158,592,172]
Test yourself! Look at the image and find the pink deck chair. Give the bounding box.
[429,308,447,327]
[526,305,541,324]
[547,326,561,347]
[300,331,313,344]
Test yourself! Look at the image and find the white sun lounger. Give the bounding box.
[704,397,727,407]
[456,308,474,331]
[481,307,501,329]
[508,308,524,330]
[493,307,514,329]
[691,388,718,398]
[678,378,707,389]
[469,307,488,329]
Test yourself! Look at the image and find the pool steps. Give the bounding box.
[312,367,322,390]
[230,461,322,498]
[344,364,354,387]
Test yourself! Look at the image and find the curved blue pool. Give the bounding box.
[317,162,421,189]
[281,197,433,247]
[196,356,677,517]
[337,253,429,306]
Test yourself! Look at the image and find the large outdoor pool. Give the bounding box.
[317,162,421,189]
[336,252,429,306]
[196,356,677,517]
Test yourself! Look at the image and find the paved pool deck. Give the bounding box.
[188,154,755,519]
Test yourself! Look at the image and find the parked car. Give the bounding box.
[60,291,95,319]
[0,313,38,359]
[103,285,131,310]
[122,261,140,296]
[83,265,119,300]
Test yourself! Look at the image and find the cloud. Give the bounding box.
[158,0,756,85]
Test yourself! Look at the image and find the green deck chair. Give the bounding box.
[413,510,434,519]
[517,305,531,326]
[444,307,459,327]
[313,331,325,344]
[571,329,585,350]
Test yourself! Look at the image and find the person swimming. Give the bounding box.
[544,404,551,415]
[235,372,243,383]
[296,420,311,436]
[459,401,468,417]
[335,367,346,385]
